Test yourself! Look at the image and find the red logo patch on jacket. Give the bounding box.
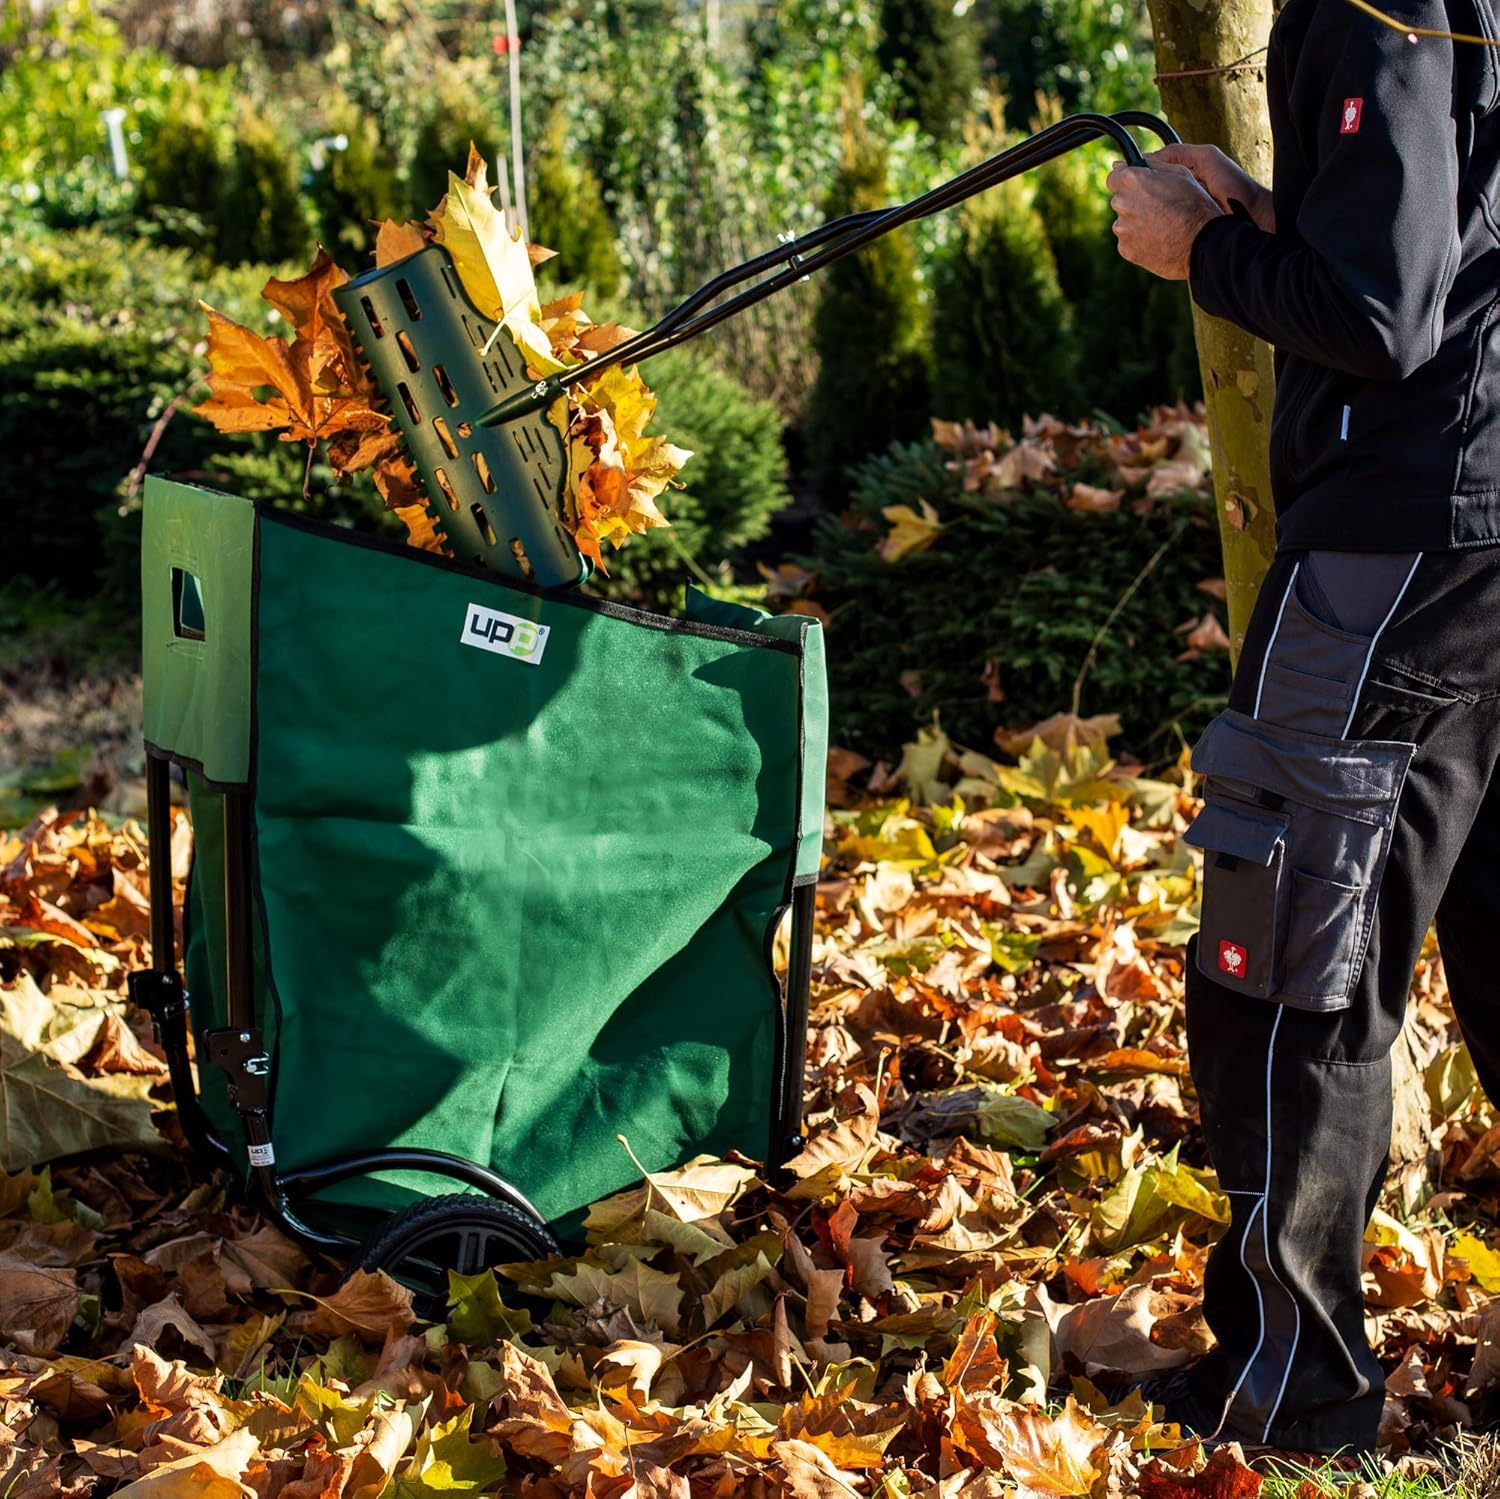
[1219,940,1248,977]
[1340,97,1364,134]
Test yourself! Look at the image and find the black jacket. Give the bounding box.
[1188,0,1500,551]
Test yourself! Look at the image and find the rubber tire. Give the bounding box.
[350,1193,559,1314]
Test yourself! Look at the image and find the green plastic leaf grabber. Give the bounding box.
[332,245,589,589]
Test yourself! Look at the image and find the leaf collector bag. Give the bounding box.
[140,475,826,1236]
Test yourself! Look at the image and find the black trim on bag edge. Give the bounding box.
[219,485,804,655]
[765,618,813,1168]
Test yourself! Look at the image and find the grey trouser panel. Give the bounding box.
[1183,549,1427,1452]
[1187,553,1420,1012]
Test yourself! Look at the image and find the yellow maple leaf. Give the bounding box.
[428,147,564,378]
[1453,1230,1500,1292]
[955,1396,1109,1495]
[878,500,944,563]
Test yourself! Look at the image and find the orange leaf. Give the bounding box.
[942,1310,1007,1396]
[195,248,388,462]
[374,219,428,267]
[261,246,350,350]
[1137,1446,1263,1497]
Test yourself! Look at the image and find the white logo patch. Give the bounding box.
[462,602,549,665]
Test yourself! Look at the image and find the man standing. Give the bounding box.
[1107,0,1500,1454]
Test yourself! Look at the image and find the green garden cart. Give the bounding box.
[130,112,1176,1295]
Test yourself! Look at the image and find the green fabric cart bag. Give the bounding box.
[142,476,826,1232]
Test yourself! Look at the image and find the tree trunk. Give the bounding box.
[1144,0,1279,662]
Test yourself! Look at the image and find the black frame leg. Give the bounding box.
[130,752,232,1168]
[770,880,817,1170]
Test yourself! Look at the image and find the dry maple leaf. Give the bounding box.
[1042,1281,1199,1380]
[488,1341,579,1468]
[772,1436,866,1498]
[1137,1444,1264,1497]
[373,218,428,267]
[122,1292,217,1362]
[302,1267,414,1343]
[545,1255,684,1337]
[395,145,689,568]
[942,1310,1008,1396]
[429,145,564,378]
[111,1425,261,1499]
[195,249,387,482]
[993,712,1122,758]
[1184,614,1231,654]
[784,1082,881,1179]
[0,1255,81,1354]
[878,500,945,563]
[955,1396,1110,1497]
[1067,482,1124,513]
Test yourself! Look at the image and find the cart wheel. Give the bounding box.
[351,1193,559,1313]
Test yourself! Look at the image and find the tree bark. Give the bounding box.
[1144,0,1279,662]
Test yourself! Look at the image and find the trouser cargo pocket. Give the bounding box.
[1184,709,1414,1012]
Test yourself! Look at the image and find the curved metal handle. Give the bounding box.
[480,111,1180,427]
[1113,110,1182,148]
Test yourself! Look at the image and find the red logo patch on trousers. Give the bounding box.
[1219,940,1248,977]
[1340,97,1363,134]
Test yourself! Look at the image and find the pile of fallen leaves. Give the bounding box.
[4,722,1500,1496]
[194,145,688,571]
[863,409,1219,571]
[930,411,1214,512]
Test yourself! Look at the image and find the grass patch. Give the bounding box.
[1259,1443,1499,1497]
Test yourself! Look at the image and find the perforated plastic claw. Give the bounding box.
[333,246,586,588]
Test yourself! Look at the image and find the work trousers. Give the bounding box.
[1182,546,1500,1453]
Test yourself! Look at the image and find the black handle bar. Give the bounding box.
[481,110,1180,427]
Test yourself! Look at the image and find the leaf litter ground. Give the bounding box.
[4,720,1500,1496]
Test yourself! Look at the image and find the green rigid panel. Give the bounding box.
[244,512,811,1226]
[141,477,256,786]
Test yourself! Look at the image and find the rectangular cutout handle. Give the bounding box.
[172,567,206,642]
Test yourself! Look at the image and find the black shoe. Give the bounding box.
[1093,1356,1247,1445]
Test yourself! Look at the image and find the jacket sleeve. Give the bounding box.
[1188,3,1461,381]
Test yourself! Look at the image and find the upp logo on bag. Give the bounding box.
[461,602,550,665]
[1219,939,1248,977]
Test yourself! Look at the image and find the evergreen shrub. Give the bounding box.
[803,125,931,501]
[133,98,230,253]
[218,105,313,265]
[876,0,982,143]
[797,438,1228,760]
[528,108,623,298]
[0,227,382,600]
[1032,145,1200,421]
[983,0,1160,133]
[928,173,1079,430]
[406,66,508,220]
[306,100,404,264]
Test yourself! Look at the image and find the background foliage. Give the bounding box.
[800,431,1226,760]
[1,0,1214,762]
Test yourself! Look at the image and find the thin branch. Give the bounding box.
[126,376,209,500]
[1070,519,1187,720]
